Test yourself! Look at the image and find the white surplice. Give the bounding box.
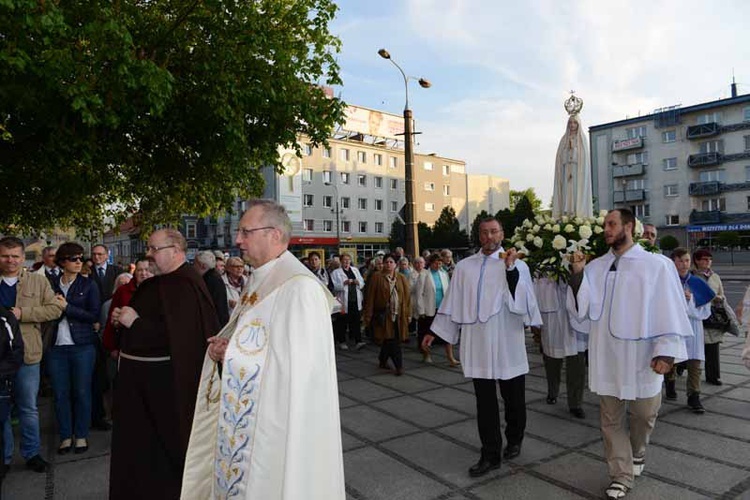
[430,249,542,380]
[181,252,345,500]
[684,294,711,361]
[567,244,691,400]
[534,278,581,358]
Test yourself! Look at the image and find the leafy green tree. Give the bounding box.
[495,208,515,241]
[389,218,405,251]
[716,231,741,249]
[418,222,433,253]
[0,0,344,234]
[431,206,469,249]
[470,210,491,248]
[513,195,535,231]
[659,235,680,251]
[510,188,543,212]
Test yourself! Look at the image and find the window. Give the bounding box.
[375,222,384,234]
[303,168,313,182]
[626,178,646,190]
[358,221,367,233]
[322,147,331,158]
[389,157,398,169]
[341,197,351,209]
[303,219,314,231]
[626,125,647,138]
[424,182,435,191]
[746,166,750,182]
[443,164,451,176]
[663,157,678,171]
[339,148,350,161]
[664,185,679,197]
[744,135,750,151]
[341,172,350,184]
[747,196,750,211]
[374,199,383,211]
[701,198,726,211]
[697,112,721,125]
[374,154,383,166]
[342,221,351,233]
[303,194,314,207]
[322,171,332,184]
[699,140,723,154]
[375,176,383,189]
[699,169,725,182]
[391,201,398,212]
[185,222,197,239]
[357,151,367,163]
[358,198,367,210]
[630,204,650,218]
[323,220,333,232]
[627,151,649,165]
[662,130,676,143]
[425,202,435,212]
[390,179,398,190]
[744,107,750,122]
[304,144,313,156]
[665,215,679,226]
[357,174,367,187]
[443,185,450,196]
[423,161,433,171]
[322,196,332,208]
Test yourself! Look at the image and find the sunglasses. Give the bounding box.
[64,256,85,263]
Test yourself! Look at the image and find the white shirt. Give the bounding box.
[55,277,74,346]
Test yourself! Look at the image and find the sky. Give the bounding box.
[328,0,750,205]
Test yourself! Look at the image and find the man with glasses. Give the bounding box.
[90,244,122,303]
[109,229,220,500]
[182,199,345,500]
[0,237,63,474]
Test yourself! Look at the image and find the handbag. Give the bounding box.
[704,298,740,336]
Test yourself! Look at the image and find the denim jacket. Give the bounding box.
[53,276,101,346]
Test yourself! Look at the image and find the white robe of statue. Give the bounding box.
[552,114,593,219]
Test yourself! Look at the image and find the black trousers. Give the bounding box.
[378,322,403,369]
[335,308,361,344]
[704,342,721,382]
[543,352,586,409]
[473,375,526,462]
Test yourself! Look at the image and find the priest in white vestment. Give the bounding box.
[424,218,542,478]
[181,199,345,500]
[567,209,691,500]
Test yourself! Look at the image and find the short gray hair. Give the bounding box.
[195,250,216,269]
[245,199,292,243]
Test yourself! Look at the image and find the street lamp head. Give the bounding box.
[378,48,391,59]
[418,78,431,89]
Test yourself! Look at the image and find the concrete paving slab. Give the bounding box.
[365,372,442,394]
[472,472,588,499]
[339,378,403,402]
[435,419,481,452]
[54,455,110,499]
[340,405,420,442]
[407,366,469,386]
[341,430,365,452]
[343,447,451,500]
[721,386,750,401]
[339,395,360,409]
[705,395,750,419]
[525,411,601,448]
[533,452,611,497]
[661,410,750,440]
[417,387,477,416]
[372,396,469,429]
[650,422,750,467]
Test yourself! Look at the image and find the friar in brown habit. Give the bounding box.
[109,229,220,500]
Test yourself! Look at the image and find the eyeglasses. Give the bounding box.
[237,226,274,237]
[146,244,176,253]
[65,256,84,263]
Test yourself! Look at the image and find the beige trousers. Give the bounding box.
[599,393,662,488]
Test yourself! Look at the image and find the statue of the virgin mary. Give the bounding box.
[552,94,593,219]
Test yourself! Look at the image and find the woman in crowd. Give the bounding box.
[48,242,101,455]
[102,259,154,358]
[416,254,459,366]
[222,256,247,315]
[331,253,365,350]
[410,257,425,336]
[692,249,727,385]
[363,254,411,375]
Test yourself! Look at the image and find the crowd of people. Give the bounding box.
[0,204,748,499]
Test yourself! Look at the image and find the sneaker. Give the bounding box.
[25,454,49,473]
[339,343,349,351]
[687,393,705,414]
[605,481,629,499]
[633,457,645,476]
[355,342,366,351]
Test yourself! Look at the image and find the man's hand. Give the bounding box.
[650,356,674,375]
[55,294,67,310]
[111,306,139,328]
[110,349,120,361]
[10,307,21,320]
[684,288,692,301]
[207,336,229,363]
[504,248,518,269]
[570,251,586,274]
[228,299,237,309]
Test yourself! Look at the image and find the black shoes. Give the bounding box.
[687,393,705,414]
[58,439,73,455]
[706,379,723,386]
[546,396,557,404]
[468,457,501,477]
[569,408,586,419]
[502,444,521,460]
[25,455,49,473]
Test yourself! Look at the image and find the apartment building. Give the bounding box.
[465,174,511,224]
[589,85,750,246]
[414,153,469,228]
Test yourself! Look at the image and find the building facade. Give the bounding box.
[589,87,750,247]
[465,174,511,224]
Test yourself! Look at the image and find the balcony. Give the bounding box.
[612,136,644,152]
[688,181,722,196]
[688,152,722,168]
[689,210,722,224]
[612,163,645,178]
[613,189,646,203]
[686,122,720,140]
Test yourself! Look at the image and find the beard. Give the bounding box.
[606,229,628,251]
[481,240,501,254]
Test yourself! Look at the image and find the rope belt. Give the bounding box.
[119,352,171,362]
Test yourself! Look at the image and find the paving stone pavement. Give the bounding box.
[2,334,750,499]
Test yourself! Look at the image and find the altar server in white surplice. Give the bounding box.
[423,217,541,478]
[567,209,691,500]
[181,199,345,500]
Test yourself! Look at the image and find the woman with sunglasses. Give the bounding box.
[48,242,101,455]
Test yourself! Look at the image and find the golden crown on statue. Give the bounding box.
[564,92,583,116]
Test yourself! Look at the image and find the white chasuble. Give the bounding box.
[534,278,580,358]
[182,252,344,500]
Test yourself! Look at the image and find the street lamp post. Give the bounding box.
[325,182,340,250]
[378,48,431,259]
